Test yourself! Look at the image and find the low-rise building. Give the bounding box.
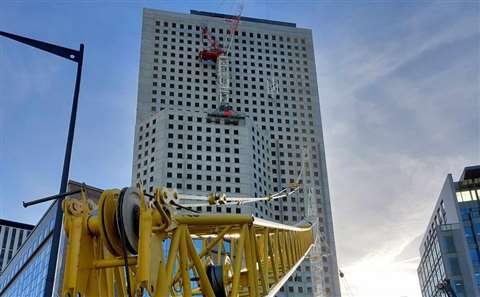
[0,181,103,297]
[0,219,34,273]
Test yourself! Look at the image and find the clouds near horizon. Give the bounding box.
[316,2,479,296]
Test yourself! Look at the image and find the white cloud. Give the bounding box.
[312,3,480,296]
[316,3,479,105]
[340,237,422,297]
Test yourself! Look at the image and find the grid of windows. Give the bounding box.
[0,222,33,272]
[0,183,104,297]
[458,192,480,291]
[418,228,448,297]
[133,9,340,296]
[0,206,56,295]
[0,239,51,297]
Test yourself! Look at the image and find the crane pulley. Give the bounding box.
[61,186,316,297]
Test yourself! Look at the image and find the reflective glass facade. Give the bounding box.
[418,166,480,297]
[0,239,51,297]
[0,182,105,297]
[438,224,467,296]
[0,204,56,297]
[458,199,480,288]
[418,227,447,297]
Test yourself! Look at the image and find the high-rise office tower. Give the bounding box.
[132,9,341,296]
[0,219,33,273]
[417,165,480,297]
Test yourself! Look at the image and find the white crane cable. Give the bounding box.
[339,271,356,297]
[224,2,244,55]
[175,186,300,208]
[167,144,307,208]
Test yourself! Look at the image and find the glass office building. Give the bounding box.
[456,177,480,289]
[418,165,480,297]
[0,181,103,297]
[0,204,56,297]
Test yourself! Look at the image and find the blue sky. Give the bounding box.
[0,1,479,296]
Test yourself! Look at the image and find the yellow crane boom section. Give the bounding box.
[61,187,315,297]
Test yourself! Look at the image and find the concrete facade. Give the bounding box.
[132,8,341,296]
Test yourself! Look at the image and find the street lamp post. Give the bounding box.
[0,31,84,297]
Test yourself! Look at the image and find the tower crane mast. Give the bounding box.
[198,9,242,119]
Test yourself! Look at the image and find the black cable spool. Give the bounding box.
[206,264,227,297]
[116,187,143,297]
[117,188,141,254]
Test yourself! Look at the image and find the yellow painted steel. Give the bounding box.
[179,226,192,297]
[184,228,216,297]
[175,214,253,225]
[93,257,137,268]
[60,186,315,297]
[230,225,246,297]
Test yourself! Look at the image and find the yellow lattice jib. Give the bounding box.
[61,186,315,297]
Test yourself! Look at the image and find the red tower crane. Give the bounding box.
[197,13,241,63]
[199,9,244,121]
[197,27,225,63]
